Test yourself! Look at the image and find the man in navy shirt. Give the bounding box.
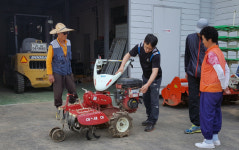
[184,18,208,134]
[116,34,162,132]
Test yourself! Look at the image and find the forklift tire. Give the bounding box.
[14,73,25,94]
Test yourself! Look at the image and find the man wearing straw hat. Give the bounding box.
[46,23,78,119]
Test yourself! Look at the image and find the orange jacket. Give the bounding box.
[200,45,226,92]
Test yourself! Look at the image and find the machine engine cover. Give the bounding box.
[116,78,142,88]
[83,91,112,106]
[91,93,112,105]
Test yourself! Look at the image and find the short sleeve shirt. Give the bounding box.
[129,43,162,79]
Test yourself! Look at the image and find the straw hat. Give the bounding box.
[50,23,74,34]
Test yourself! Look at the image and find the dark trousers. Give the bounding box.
[53,73,77,108]
[188,75,200,126]
[142,75,162,125]
[200,92,223,139]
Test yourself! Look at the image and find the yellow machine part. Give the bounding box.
[14,53,51,88]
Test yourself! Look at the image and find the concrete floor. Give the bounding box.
[0,83,239,150]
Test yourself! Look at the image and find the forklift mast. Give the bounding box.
[11,14,53,54]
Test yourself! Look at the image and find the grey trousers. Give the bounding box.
[142,75,162,125]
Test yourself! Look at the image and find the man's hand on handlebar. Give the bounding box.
[115,67,124,75]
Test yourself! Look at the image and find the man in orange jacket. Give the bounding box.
[195,26,231,149]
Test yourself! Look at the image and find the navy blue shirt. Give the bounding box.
[185,33,206,78]
[129,43,162,79]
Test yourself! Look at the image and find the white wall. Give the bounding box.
[128,0,201,80]
[212,0,239,26]
[211,0,239,74]
[200,0,239,30]
[200,0,212,24]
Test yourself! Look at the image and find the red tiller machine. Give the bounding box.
[49,59,143,142]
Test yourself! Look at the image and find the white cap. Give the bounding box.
[196,18,208,33]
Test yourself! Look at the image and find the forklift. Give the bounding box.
[3,14,53,93]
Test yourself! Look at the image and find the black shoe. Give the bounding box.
[144,124,154,132]
[142,120,150,126]
[69,93,78,104]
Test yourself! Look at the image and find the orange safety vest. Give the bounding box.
[200,45,226,92]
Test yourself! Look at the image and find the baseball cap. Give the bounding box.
[195,18,208,33]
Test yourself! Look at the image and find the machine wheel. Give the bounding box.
[108,111,132,138]
[51,128,65,142]
[49,127,61,137]
[14,73,25,93]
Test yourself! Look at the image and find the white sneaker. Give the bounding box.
[213,140,221,146]
[195,141,215,149]
[203,139,221,146]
